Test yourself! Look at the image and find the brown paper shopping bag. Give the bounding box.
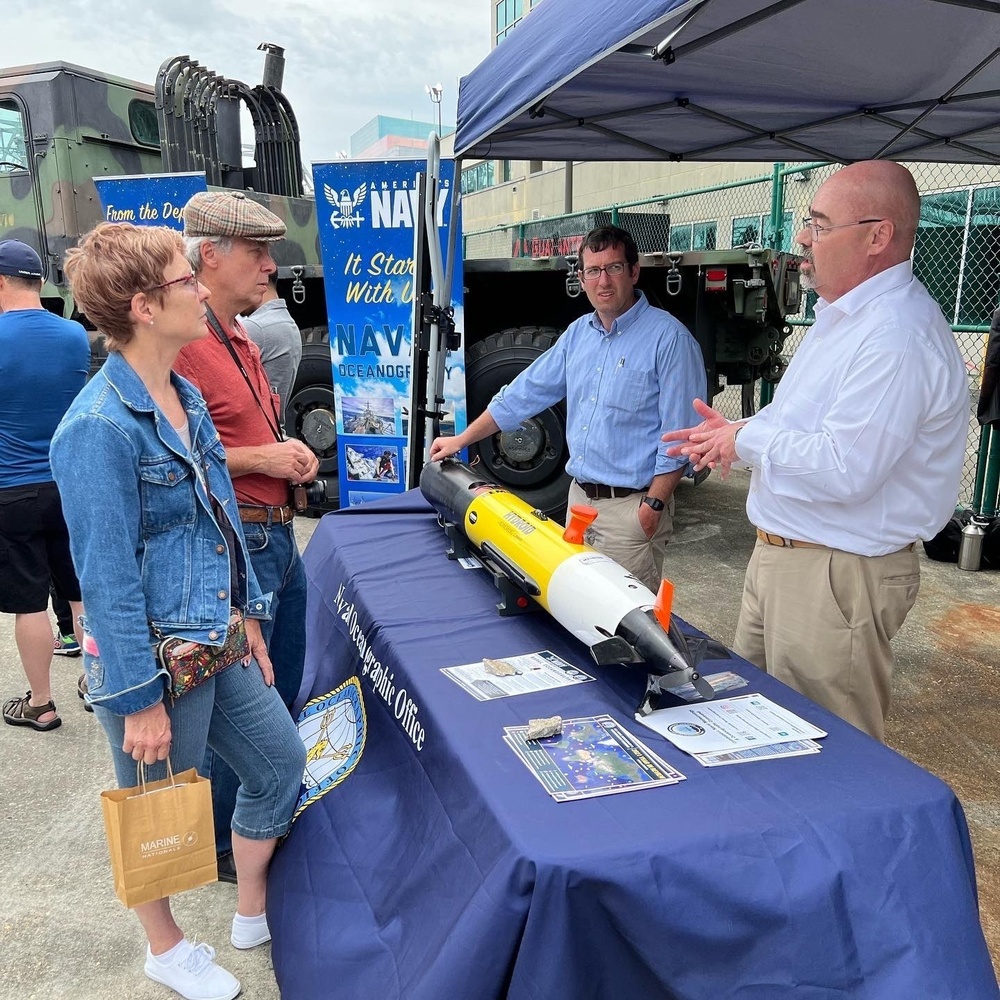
[100,763,218,908]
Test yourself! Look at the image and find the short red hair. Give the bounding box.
[64,222,184,351]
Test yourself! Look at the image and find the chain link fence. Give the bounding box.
[464,162,1000,505]
[777,162,998,507]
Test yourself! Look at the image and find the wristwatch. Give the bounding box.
[641,495,665,512]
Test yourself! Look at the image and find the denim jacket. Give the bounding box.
[50,352,270,715]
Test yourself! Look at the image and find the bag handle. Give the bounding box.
[135,757,176,794]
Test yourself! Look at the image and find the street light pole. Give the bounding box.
[424,82,443,135]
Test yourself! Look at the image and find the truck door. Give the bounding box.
[0,93,45,280]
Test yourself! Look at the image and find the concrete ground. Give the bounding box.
[1,475,997,998]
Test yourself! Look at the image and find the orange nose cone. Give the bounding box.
[653,579,675,632]
[562,503,598,545]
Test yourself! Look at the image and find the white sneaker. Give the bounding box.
[144,940,240,1000]
[231,912,271,950]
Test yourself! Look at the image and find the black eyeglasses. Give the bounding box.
[579,261,629,281]
[148,271,199,292]
[799,217,886,240]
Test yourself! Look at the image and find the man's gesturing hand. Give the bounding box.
[661,398,744,480]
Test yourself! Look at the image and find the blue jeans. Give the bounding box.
[94,659,304,841]
[209,519,306,852]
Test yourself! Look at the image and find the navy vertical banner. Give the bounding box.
[93,173,207,229]
[311,159,466,508]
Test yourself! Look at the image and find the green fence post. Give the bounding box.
[977,424,1000,519]
[768,162,785,251]
[758,163,785,409]
[971,427,989,511]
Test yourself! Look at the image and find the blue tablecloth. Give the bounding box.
[268,494,998,1000]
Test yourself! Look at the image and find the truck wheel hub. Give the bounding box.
[302,407,337,452]
[499,420,545,463]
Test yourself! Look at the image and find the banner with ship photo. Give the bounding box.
[311,158,466,508]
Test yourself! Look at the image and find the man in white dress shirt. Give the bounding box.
[662,160,968,741]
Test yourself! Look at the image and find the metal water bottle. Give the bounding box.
[957,517,987,571]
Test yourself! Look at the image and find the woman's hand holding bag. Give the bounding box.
[122,701,172,765]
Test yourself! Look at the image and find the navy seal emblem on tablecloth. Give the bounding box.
[293,677,366,820]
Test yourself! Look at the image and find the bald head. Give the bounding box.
[799,160,921,300]
[823,160,920,257]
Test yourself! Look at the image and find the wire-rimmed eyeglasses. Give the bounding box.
[148,271,199,293]
[799,217,886,240]
[579,261,629,281]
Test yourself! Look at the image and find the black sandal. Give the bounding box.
[2,691,61,732]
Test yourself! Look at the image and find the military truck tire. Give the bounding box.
[286,328,339,514]
[465,326,570,520]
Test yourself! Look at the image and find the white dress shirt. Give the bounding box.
[735,261,968,555]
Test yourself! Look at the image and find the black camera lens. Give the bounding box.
[304,480,327,505]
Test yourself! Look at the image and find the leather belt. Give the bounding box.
[575,481,648,500]
[756,529,825,549]
[756,529,916,553]
[238,504,295,525]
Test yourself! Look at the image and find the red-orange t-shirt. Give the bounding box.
[175,317,288,507]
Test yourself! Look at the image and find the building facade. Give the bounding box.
[494,0,543,45]
[351,115,454,160]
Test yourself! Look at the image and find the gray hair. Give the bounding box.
[184,235,234,273]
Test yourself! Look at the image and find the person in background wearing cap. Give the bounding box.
[175,190,317,882]
[0,239,89,733]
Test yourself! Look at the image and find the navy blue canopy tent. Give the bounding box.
[455,0,1000,165]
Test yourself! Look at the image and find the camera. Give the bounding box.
[291,480,327,512]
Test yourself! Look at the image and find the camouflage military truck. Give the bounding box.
[0,52,801,517]
[0,54,336,503]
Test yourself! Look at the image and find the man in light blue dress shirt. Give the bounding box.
[430,225,705,591]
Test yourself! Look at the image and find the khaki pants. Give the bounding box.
[733,540,920,742]
[566,481,674,593]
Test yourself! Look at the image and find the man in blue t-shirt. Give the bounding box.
[0,240,90,733]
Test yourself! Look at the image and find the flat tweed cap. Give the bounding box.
[183,190,286,241]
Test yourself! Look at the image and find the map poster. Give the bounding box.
[503,714,686,803]
[311,157,467,509]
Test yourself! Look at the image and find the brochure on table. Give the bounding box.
[636,693,827,758]
[442,650,593,702]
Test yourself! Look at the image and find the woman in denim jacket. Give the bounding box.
[50,223,305,1000]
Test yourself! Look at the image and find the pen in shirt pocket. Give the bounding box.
[617,357,625,368]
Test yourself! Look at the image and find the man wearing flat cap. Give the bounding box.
[175,192,318,878]
[0,240,89,734]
